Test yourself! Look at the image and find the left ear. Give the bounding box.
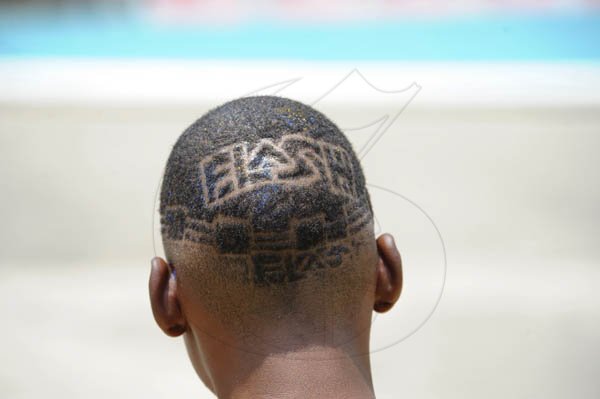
[373,234,403,313]
[149,257,187,337]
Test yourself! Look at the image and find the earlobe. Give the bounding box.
[373,234,403,314]
[149,257,187,337]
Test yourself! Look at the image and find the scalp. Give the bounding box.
[160,96,376,332]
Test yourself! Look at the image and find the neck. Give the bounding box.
[221,346,374,399]
[183,305,376,398]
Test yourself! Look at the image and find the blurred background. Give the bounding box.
[1,1,599,398]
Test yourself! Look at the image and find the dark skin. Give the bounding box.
[149,233,402,399]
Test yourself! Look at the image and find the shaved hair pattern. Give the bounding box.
[160,96,373,287]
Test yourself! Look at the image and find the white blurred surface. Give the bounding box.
[1,61,599,398]
[1,60,599,107]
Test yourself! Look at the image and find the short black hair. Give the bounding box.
[160,96,373,286]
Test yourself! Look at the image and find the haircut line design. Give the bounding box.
[160,96,374,287]
[198,133,358,208]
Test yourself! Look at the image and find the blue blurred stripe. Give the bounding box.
[1,12,599,60]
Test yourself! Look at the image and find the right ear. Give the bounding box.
[373,234,403,313]
[149,257,187,337]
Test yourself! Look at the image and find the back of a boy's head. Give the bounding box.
[160,96,377,340]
